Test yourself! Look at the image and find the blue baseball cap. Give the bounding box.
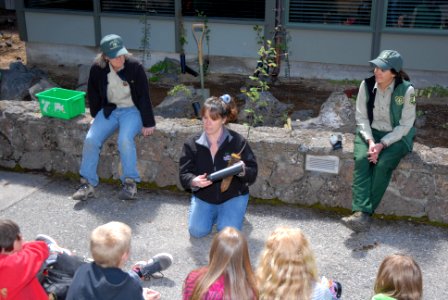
[100,34,128,59]
[369,50,403,72]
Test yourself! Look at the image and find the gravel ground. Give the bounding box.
[1,171,447,300]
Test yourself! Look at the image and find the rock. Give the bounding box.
[77,64,90,90]
[153,85,201,118]
[237,91,293,127]
[290,109,314,122]
[1,100,448,223]
[0,61,50,100]
[28,78,59,101]
[293,92,355,130]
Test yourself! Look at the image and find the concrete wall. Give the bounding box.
[1,100,447,224]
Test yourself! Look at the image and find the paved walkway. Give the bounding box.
[1,170,447,299]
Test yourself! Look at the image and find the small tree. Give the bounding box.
[242,39,277,128]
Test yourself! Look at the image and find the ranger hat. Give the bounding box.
[100,34,128,59]
[369,50,403,72]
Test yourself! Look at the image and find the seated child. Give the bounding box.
[372,253,422,300]
[66,221,172,300]
[256,226,340,300]
[182,227,258,300]
[0,219,49,300]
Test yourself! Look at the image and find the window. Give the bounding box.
[24,0,93,11]
[182,0,265,20]
[101,0,175,15]
[386,0,447,29]
[288,0,372,26]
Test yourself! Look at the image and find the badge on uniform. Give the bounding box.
[394,96,404,105]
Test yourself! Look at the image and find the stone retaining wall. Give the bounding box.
[1,100,447,224]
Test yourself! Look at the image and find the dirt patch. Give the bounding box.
[1,13,447,148]
[0,11,25,69]
[150,73,333,119]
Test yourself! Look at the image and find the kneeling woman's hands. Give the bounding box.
[192,173,213,189]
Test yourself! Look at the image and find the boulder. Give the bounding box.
[153,85,202,119]
[237,91,294,127]
[293,92,355,131]
[0,61,52,100]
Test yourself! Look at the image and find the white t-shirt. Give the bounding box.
[107,64,134,108]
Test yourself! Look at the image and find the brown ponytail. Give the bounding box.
[201,95,239,124]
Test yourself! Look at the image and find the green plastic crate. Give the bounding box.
[36,88,86,120]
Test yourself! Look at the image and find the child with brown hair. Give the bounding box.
[0,219,49,300]
[182,227,258,300]
[372,253,422,300]
[179,94,258,238]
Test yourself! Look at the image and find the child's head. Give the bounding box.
[374,254,422,300]
[90,221,132,268]
[208,226,252,278]
[257,226,318,300]
[0,219,22,253]
[192,227,257,300]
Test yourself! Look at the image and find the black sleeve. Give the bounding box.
[133,61,156,128]
[179,140,198,191]
[87,65,102,118]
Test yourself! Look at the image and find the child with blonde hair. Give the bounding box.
[256,226,336,300]
[372,254,422,300]
[182,227,258,300]
[67,221,171,300]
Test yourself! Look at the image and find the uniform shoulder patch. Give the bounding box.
[409,93,416,105]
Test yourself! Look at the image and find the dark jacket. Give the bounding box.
[87,57,156,128]
[66,263,144,300]
[179,129,258,205]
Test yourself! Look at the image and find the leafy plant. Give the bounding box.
[242,39,277,128]
[168,84,193,98]
[329,79,362,86]
[415,85,448,98]
[148,60,171,83]
[253,25,264,46]
[416,110,425,118]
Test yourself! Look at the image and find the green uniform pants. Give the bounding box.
[352,129,409,214]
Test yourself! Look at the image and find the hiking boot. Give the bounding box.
[118,178,137,200]
[341,211,372,233]
[72,178,95,201]
[132,253,173,280]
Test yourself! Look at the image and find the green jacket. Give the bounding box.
[371,293,396,300]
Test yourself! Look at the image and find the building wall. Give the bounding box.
[19,7,448,86]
